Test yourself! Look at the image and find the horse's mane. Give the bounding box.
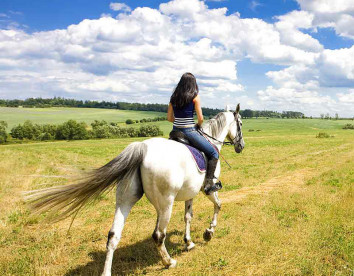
[202,112,227,138]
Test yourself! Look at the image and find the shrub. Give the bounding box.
[126,127,138,137]
[7,119,162,142]
[56,120,88,140]
[40,124,57,140]
[138,125,163,137]
[10,120,42,140]
[343,124,354,129]
[91,120,108,128]
[316,132,330,138]
[91,125,112,138]
[10,124,25,139]
[125,119,134,124]
[0,121,8,143]
[38,132,54,141]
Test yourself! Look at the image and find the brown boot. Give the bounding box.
[203,158,222,195]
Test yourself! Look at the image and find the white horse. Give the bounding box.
[26,104,245,276]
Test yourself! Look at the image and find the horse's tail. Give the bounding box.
[25,142,147,222]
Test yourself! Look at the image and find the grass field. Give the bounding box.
[0,107,166,130]
[0,111,353,275]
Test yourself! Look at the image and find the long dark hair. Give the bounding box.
[170,72,199,109]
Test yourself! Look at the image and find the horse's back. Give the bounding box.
[141,138,204,201]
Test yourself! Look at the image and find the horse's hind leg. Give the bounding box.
[152,199,176,268]
[203,192,221,242]
[184,199,195,251]
[102,172,143,276]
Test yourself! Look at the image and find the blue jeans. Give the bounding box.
[173,126,219,159]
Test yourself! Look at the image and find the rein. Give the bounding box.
[197,129,234,145]
[197,128,234,169]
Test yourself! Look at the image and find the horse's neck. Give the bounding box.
[202,112,232,152]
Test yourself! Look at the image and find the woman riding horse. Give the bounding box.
[26,74,245,275]
[167,72,220,195]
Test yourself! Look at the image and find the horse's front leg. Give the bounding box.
[184,199,195,251]
[203,191,221,241]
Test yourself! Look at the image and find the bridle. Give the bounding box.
[198,115,243,146]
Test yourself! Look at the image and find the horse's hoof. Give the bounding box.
[203,229,213,242]
[166,259,177,268]
[185,242,195,251]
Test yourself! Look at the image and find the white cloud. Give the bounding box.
[296,0,354,14]
[109,2,131,12]
[249,1,262,12]
[275,11,323,52]
[0,0,353,116]
[296,0,354,39]
[318,46,354,87]
[100,13,112,18]
[337,89,354,103]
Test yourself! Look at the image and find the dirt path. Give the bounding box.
[220,168,316,204]
[220,143,353,204]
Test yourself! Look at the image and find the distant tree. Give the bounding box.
[242,109,254,118]
[0,121,8,143]
[126,127,138,137]
[335,113,339,120]
[138,125,163,137]
[10,120,42,140]
[91,120,108,128]
[91,125,112,139]
[39,124,57,140]
[320,114,324,119]
[56,120,88,140]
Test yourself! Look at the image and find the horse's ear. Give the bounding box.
[235,103,240,114]
[225,105,231,112]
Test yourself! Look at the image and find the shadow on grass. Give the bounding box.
[65,230,186,276]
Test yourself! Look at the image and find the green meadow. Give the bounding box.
[0,108,353,275]
[0,107,165,129]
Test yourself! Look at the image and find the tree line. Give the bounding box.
[0,120,163,144]
[242,109,305,119]
[126,116,167,124]
[0,97,305,118]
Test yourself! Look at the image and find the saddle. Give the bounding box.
[169,130,207,172]
[169,130,223,190]
[169,130,190,145]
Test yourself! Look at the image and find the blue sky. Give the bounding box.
[0,0,353,116]
[0,0,300,30]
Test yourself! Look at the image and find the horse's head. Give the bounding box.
[227,103,245,153]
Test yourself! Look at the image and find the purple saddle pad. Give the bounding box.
[185,145,206,172]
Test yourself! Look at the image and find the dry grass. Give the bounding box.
[0,120,353,275]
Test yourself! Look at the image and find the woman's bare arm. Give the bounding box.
[193,95,204,127]
[167,103,175,122]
